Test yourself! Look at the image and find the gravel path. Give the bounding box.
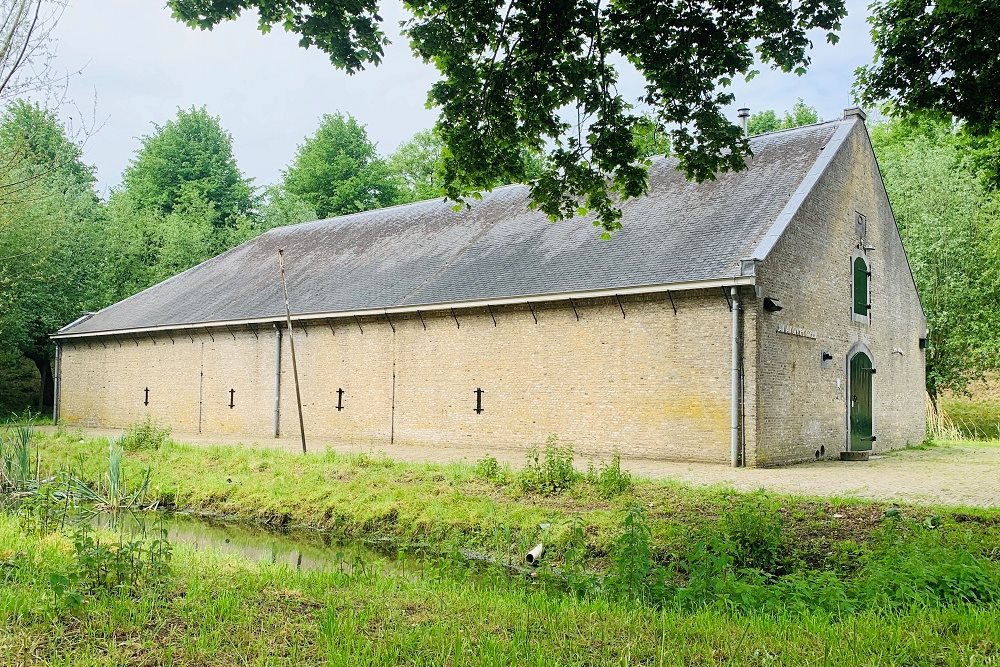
[45,427,1000,508]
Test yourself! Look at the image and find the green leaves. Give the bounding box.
[857,0,1000,137]
[122,106,255,230]
[170,0,389,73]
[166,0,847,233]
[870,114,1000,398]
[747,99,820,136]
[282,112,400,219]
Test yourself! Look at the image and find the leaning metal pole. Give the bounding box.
[277,249,307,454]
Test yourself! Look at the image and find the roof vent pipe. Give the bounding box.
[737,108,750,137]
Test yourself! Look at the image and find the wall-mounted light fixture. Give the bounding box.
[762,297,784,312]
[821,351,833,369]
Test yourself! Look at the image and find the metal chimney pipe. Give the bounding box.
[737,108,750,137]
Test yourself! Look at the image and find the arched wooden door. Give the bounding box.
[849,351,874,451]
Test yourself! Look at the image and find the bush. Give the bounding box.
[851,520,1000,608]
[587,451,632,498]
[716,491,785,573]
[605,503,665,603]
[519,436,579,495]
[119,417,171,452]
[473,456,508,484]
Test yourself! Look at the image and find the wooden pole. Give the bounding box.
[277,249,307,454]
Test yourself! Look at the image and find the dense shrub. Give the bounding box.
[519,436,579,495]
[716,491,784,573]
[119,417,171,452]
[587,451,632,498]
[474,456,508,484]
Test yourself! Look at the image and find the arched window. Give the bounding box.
[852,255,870,322]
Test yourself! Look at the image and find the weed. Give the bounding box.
[0,418,38,493]
[605,503,667,603]
[519,436,579,495]
[71,441,152,511]
[473,456,508,484]
[587,451,632,498]
[119,416,171,452]
[716,491,785,573]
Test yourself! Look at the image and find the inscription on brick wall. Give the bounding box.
[775,323,818,340]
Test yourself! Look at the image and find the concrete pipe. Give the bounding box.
[525,543,545,566]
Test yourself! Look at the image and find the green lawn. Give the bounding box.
[1,429,998,665]
[2,514,998,666]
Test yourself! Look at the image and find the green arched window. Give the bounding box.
[853,256,869,319]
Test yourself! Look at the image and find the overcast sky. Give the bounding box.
[47,0,875,196]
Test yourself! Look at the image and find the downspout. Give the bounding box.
[273,324,282,437]
[52,343,61,425]
[730,286,742,467]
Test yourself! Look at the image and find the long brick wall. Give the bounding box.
[58,290,751,463]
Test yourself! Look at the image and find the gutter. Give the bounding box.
[273,324,282,438]
[53,342,61,425]
[730,286,742,467]
[50,275,756,341]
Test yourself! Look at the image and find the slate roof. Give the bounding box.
[57,118,850,337]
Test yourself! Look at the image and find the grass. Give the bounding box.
[4,428,999,665]
[29,430,1000,568]
[942,396,1000,441]
[1,514,998,666]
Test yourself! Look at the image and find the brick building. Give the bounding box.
[52,109,927,466]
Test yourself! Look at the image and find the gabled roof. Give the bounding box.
[57,117,853,338]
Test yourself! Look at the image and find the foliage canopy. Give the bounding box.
[122,106,255,229]
[870,114,1000,399]
[168,0,847,235]
[283,112,399,219]
[856,0,1000,137]
[747,99,819,136]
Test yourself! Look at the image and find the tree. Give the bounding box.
[388,129,446,204]
[630,115,671,160]
[747,99,819,136]
[857,1,1000,192]
[0,0,67,103]
[168,0,847,235]
[283,113,399,218]
[869,114,1000,404]
[257,185,318,229]
[122,106,255,229]
[857,0,1000,137]
[0,101,103,410]
[747,110,781,136]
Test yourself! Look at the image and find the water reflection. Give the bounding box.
[89,511,385,573]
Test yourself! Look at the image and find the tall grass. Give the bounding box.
[0,419,39,494]
[71,439,152,511]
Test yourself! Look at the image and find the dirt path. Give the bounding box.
[44,426,1000,508]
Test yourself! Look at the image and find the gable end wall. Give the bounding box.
[754,121,926,465]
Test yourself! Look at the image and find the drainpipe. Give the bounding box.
[273,324,282,437]
[730,286,742,467]
[52,342,61,425]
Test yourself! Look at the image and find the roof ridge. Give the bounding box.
[274,181,531,234]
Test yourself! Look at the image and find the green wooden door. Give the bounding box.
[849,352,873,451]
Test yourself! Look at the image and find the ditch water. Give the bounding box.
[89,511,394,573]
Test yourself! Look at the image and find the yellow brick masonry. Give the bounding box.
[753,120,926,465]
[58,290,752,464]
